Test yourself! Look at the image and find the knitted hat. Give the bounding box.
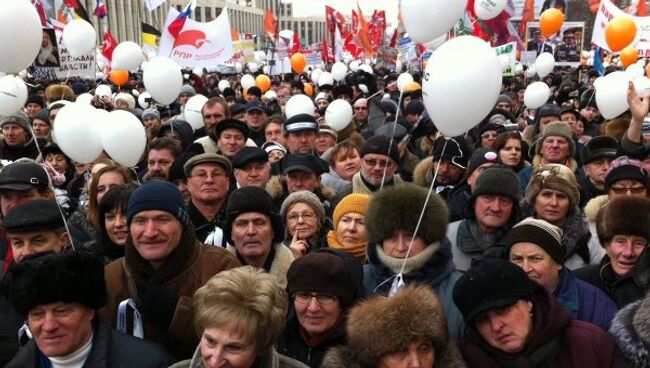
[605,156,649,191]
[453,259,534,323]
[535,121,576,157]
[126,181,189,226]
[506,217,565,264]
[333,193,370,230]
[318,124,338,140]
[142,108,160,120]
[579,136,618,165]
[0,250,107,315]
[32,110,51,126]
[179,84,196,96]
[404,100,425,115]
[1,111,31,135]
[3,200,64,233]
[496,94,513,106]
[345,285,449,365]
[596,196,650,245]
[466,148,498,178]
[525,164,580,210]
[365,184,448,245]
[431,136,469,169]
[280,190,326,226]
[470,166,520,203]
[360,135,400,164]
[25,94,45,108]
[223,186,283,245]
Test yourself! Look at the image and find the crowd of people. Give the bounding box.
[0,61,648,367]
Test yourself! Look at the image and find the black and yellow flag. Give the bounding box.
[142,22,161,53]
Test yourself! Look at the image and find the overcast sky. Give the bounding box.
[291,0,399,25]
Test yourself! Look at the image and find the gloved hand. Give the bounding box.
[136,284,179,328]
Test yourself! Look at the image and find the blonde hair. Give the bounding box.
[193,267,288,353]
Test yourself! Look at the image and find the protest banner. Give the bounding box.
[495,42,517,76]
[32,28,95,80]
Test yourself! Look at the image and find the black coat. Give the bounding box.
[0,294,23,367]
[278,311,346,368]
[5,319,175,368]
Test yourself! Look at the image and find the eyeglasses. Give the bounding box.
[610,186,646,195]
[293,292,337,305]
[481,132,498,139]
[363,158,393,168]
[287,212,317,222]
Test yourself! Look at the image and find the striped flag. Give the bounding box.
[93,0,108,19]
[62,0,90,22]
[167,0,195,39]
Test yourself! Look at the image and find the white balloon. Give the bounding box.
[0,1,42,74]
[401,0,467,44]
[349,60,360,72]
[62,20,96,58]
[0,75,27,116]
[514,63,524,75]
[235,62,243,73]
[596,71,633,119]
[358,64,373,74]
[218,79,230,92]
[318,72,334,87]
[396,59,403,72]
[498,54,511,72]
[311,69,322,84]
[396,73,414,92]
[633,76,650,98]
[423,34,448,50]
[248,62,259,73]
[627,63,645,78]
[54,103,103,163]
[192,67,204,77]
[525,66,536,78]
[111,42,144,71]
[143,57,182,105]
[241,74,255,90]
[95,84,112,98]
[523,82,551,109]
[535,52,555,78]
[331,62,348,82]
[422,36,501,137]
[264,90,278,99]
[325,99,353,131]
[184,94,208,131]
[75,93,94,105]
[581,50,591,59]
[101,110,147,167]
[474,0,507,20]
[593,76,603,89]
[263,65,270,74]
[285,94,315,119]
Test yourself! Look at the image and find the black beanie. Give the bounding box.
[360,135,400,164]
[126,181,189,226]
[223,186,283,245]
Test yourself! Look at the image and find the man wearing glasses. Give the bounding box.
[352,135,405,195]
[352,98,369,132]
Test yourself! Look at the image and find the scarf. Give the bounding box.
[374,243,439,274]
[494,337,561,368]
[327,230,367,263]
[299,314,344,348]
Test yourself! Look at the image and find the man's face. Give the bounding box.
[244,109,266,130]
[25,103,43,117]
[354,102,369,120]
[581,106,599,122]
[583,158,612,185]
[231,212,274,263]
[538,116,559,132]
[187,163,230,205]
[234,161,270,188]
[264,122,286,145]
[560,112,577,126]
[178,93,192,106]
[286,170,320,193]
[433,159,465,186]
[475,300,533,354]
[285,131,316,154]
[203,103,227,131]
[217,128,246,159]
[474,195,514,232]
[606,235,647,276]
[2,123,28,147]
[315,133,337,155]
[540,136,570,164]
[28,302,95,357]
[130,210,183,268]
[147,149,175,181]
[143,117,161,129]
[1,187,46,216]
[360,153,397,186]
[496,102,512,112]
[9,230,68,263]
[32,119,50,139]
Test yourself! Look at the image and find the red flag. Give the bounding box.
[389,28,399,48]
[264,9,277,37]
[321,36,334,63]
[325,6,349,38]
[519,0,535,36]
[639,0,648,16]
[101,30,117,61]
[168,3,193,39]
[291,31,301,55]
[62,0,90,22]
[32,0,49,26]
[369,10,386,48]
[352,10,359,34]
[357,4,373,57]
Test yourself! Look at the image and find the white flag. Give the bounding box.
[144,0,165,11]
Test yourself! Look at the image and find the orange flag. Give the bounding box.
[357,3,373,57]
[264,9,277,37]
[231,27,240,41]
[519,0,535,36]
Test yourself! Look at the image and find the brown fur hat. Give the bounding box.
[345,285,449,365]
[44,84,75,102]
[596,196,650,245]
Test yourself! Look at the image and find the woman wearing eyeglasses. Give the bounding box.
[280,191,332,259]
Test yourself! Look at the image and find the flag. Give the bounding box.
[231,27,240,41]
[369,10,386,47]
[334,23,343,61]
[325,6,348,36]
[142,22,160,53]
[639,0,648,16]
[62,0,90,22]
[593,47,604,75]
[168,0,195,39]
[101,30,117,61]
[589,0,600,13]
[144,0,166,12]
[351,10,359,34]
[321,36,334,63]
[264,9,277,38]
[32,0,50,27]
[519,0,535,36]
[93,0,107,19]
[291,30,301,55]
[357,3,373,57]
[389,28,399,48]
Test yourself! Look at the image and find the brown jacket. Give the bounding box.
[98,230,240,360]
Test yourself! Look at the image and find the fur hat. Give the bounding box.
[365,184,448,245]
[0,250,107,315]
[114,93,136,110]
[344,285,449,365]
[44,84,75,102]
[525,164,580,210]
[280,190,326,226]
[535,121,576,157]
[596,196,650,245]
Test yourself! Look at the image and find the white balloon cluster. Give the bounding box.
[595,71,632,119]
[143,57,183,105]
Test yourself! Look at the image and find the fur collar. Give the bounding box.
[559,209,591,259]
[610,300,650,368]
[374,242,440,274]
[531,155,578,172]
[226,242,294,288]
[584,194,608,222]
[321,344,468,368]
[413,156,434,187]
[522,124,537,146]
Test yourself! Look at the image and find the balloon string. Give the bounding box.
[380,89,404,190]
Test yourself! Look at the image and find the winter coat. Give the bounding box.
[188,200,227,244]
[266,175,337,218]
[226,242,294,288]
[0,295,23,367]
[554,267,618,330]
[321,344,467,368]
[170,345,308,368]
[446,184,471,222]
[610,298,650,368]
[459,285,624,368]
[5,319,174,368]
[363,241,466,339]
[320,168,353,201]
[412,157,462,200]
[444,219,510,272]
[98,225,240,360]
[278,312,347,368]
[350,171,406,195]
[577,170,605,208]
[0,138,41,161]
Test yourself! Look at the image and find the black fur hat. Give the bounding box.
[596,196,650,245]
[365,184,448,245]
[0,250,107,315]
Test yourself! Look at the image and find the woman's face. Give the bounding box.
[32,119,50,138]
[377,338,435,368]
[509,242,562,292]
[475,300,533,354]
[336,212,367,246]
[499,138,522,167]
[96,171,126,205]
[267,150,285,164]
[199,326,257,368]
[382,230,428,258]
[333,149,362,180]
[533,188,570,225]
[105,209,128,246]
[287,203,319,240]
[45,153,69,174]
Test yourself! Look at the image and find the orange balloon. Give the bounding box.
[303,82,313,97]
[620,46,638,67]
[291,53,307,73]
[539,8,564,37]
[110,70,129,86]
[605,17,637,52]
[255,74,271,92]
[646,64,650,78]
